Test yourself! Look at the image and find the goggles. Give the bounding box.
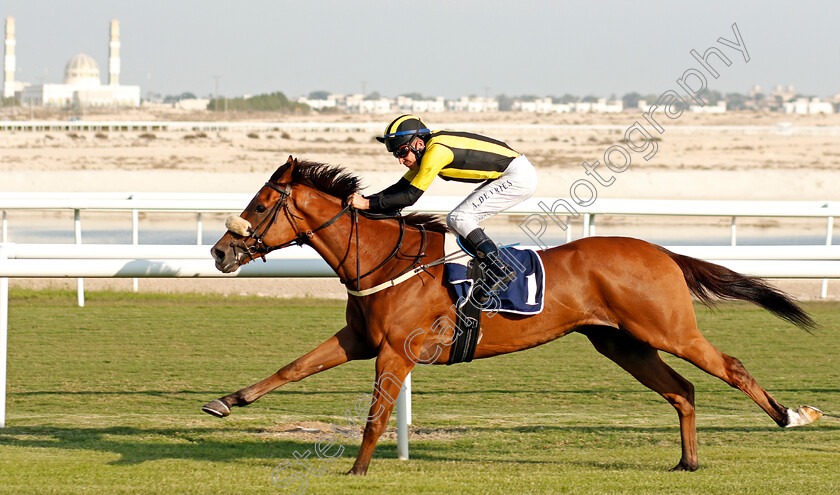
[393,144,412,159]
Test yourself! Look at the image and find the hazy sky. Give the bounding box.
[4,1,839,100]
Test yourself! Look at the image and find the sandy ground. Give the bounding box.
[1,108,838,300]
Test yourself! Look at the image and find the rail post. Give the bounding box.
[0,243,8,427]
[396,372,411,460]
[74,209,84,307]
[731,217,737,246]
[132,209,139,292]
[822,216,834,298]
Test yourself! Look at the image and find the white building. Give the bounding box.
[3,17,15,98]
[783,97,834,115]
[15,19,140,107]
[513,97,573,113]
[395,95,445,113]
[297,94,340,111]
[586,98,623,113]
[176,98,210,111]
[448,96,498,112]
[344,94,393,114]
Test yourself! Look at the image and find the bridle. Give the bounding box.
[231,181,428,292]
[232,181,350,263]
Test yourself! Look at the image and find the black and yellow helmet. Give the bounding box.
[376,114,431,152]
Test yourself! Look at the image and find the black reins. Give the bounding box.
[233,181,428,291]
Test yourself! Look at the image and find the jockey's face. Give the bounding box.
[397,137,424,170]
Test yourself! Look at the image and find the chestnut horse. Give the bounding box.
[203,157,821,474]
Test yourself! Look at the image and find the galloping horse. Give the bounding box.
[203,156,822,474]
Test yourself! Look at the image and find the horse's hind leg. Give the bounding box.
[203,325,375,417]
[581,326,699,471]
[650,326,822,429]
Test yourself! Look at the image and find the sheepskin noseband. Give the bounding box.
[225,215,253,236]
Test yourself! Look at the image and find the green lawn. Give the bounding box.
[0,290,838,494]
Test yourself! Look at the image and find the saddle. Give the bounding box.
[445,241,546,365]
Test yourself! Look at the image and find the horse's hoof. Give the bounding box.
[202,399,231,418]
[669,461,698,472]
[785,405,823,428]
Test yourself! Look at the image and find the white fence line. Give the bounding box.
[3,120,840,136]
[2,194,838,217]
[2,195,835,297]
[2,243,840,275]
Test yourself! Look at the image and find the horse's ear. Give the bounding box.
[275,156,294,182]
[284,155,295,175]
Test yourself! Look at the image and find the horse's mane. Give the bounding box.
[270,160,449,234]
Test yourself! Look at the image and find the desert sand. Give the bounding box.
[1,108,838,299]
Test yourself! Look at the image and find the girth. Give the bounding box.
[447,258,484,365]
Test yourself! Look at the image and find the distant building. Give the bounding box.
[297,94,340,111]
[3,17,15,98]
[395,95,445,113]
[344,94,392,114]
[14,19,140,107]
[783,97,834,115]
[691,101,727,113]
[513,98,573,113]
[176,98,210,111]
[588,98,623,113]
[447,96,499,112]
[771,85,798,102]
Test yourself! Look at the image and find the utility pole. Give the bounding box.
[361,80,367,96]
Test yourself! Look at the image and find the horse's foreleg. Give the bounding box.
[347,346,414,476]
[203,325,375,417]
[582,327,699,471]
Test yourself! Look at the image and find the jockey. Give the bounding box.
[348,114,538,295]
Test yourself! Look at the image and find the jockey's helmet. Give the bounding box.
[376,115,430,152]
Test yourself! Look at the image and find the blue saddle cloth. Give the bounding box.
[445,247,545,315]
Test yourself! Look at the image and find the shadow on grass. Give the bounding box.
[0,422,835,467]
[0,425,343,465]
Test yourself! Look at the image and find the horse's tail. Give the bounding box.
[657,247,816,331]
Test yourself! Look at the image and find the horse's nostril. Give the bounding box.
[212,248,226,262]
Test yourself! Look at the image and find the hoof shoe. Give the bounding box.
[202,399,231,418]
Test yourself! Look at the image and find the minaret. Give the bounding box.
[108,19,120,86]
[3,17,15,98]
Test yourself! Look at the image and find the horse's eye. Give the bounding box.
[255,205,267,214]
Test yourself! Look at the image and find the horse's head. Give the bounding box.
[212,156,309,273]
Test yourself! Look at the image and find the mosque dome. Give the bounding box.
[64,54,101,87]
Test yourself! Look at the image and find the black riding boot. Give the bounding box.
[465,228,517,298]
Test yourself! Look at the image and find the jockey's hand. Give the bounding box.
[348,193,370,210]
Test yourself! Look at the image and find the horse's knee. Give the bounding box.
[665,390,695,418]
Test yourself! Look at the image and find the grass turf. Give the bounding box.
[0,289,838,494]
